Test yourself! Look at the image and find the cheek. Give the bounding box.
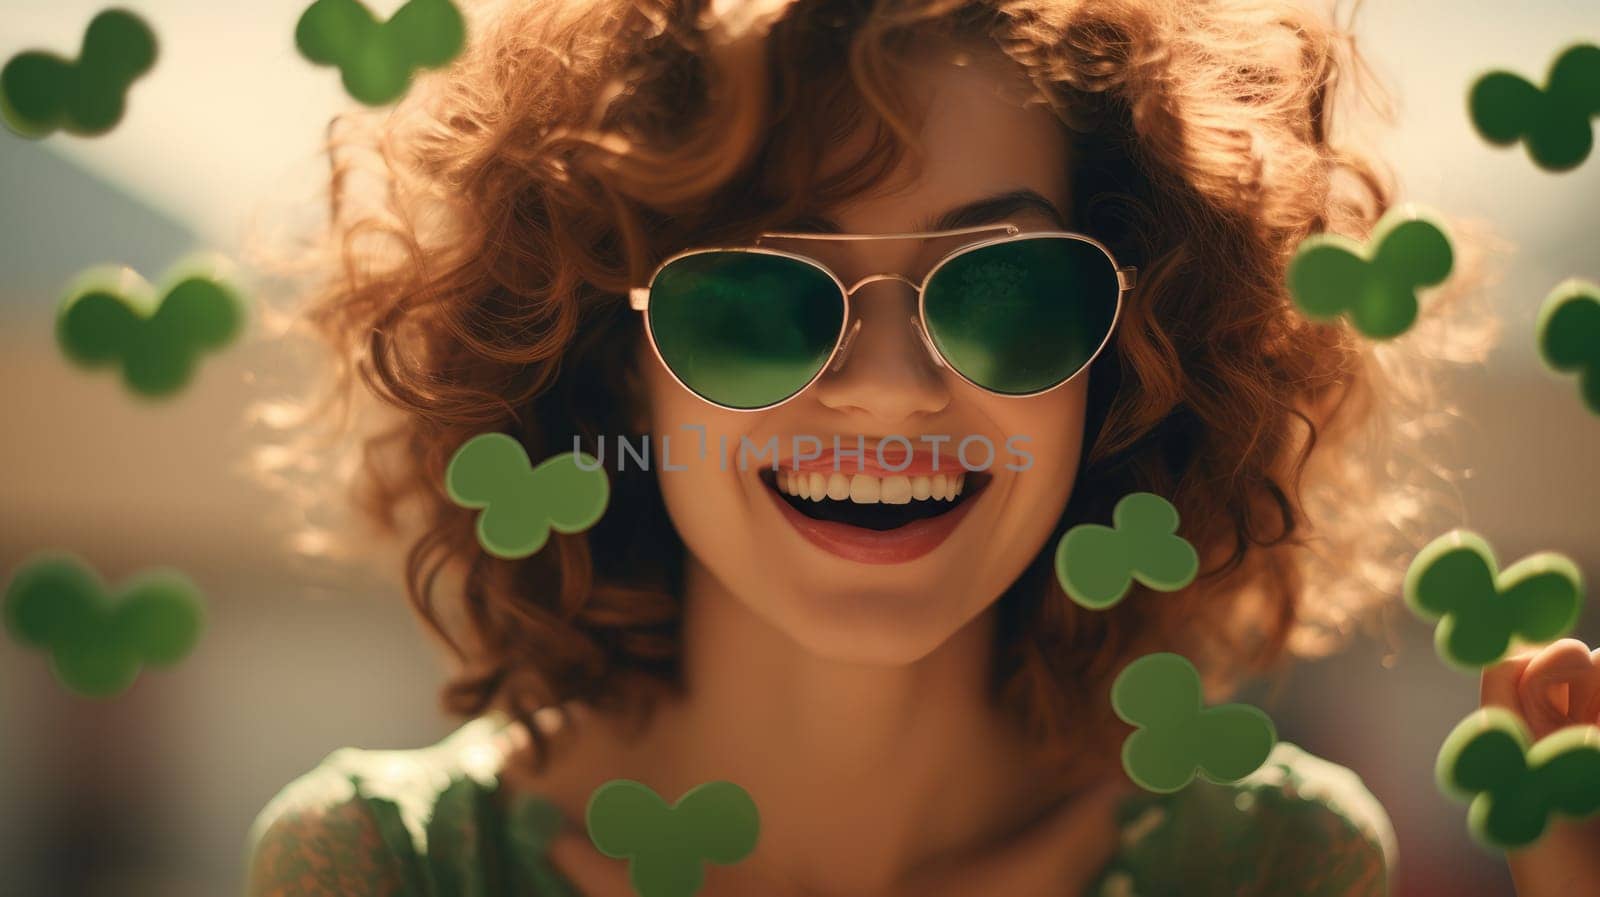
[638,354,759,567]
[982,381,1090,546]
[991,381,1088,484]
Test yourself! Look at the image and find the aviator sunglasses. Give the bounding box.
[629,222,1136,411]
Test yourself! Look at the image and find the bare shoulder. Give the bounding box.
[244,758,406,897]
[498,704,644,826]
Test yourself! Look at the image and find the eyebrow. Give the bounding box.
[783,188,1069,235]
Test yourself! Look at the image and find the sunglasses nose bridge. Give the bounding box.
[826,273,947,374]
[843,271,919,296]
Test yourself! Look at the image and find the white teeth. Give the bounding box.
[849,474,880,503]
[776,470,974,505]
[881,476,911,504]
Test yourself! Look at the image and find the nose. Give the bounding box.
[809,275,952,423]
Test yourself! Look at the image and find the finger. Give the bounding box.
[1025,779,1132,852]
[1544,643,1600,729]
[1573,646,1600,726]
[1519,639,1597,738]
[546,830,636,894]
[1042,780,1135,895]
[1481,649,1537,713]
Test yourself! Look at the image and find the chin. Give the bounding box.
[761,581,987,667]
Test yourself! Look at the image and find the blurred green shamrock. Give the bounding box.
[445,434,609,559]
[4,553,204,698]
[296,0,466,106]
[1537,278,1600,415]
[1112,652,1277,794]
[1054,492,1199,609]
[1286,207,1454,339]
[1470,43,1600,172]
[1404,530,1583,671]
[56,258,247,399]
[1,9,157,138]
[587,779,760,897]
[1436,707,1600,849]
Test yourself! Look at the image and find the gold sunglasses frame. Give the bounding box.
[628,222,1137,412]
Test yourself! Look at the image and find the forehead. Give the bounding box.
[818,44,1069,235]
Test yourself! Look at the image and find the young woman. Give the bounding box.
[244,0,1600,894]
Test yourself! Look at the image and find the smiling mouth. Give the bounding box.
[758,468,992,531]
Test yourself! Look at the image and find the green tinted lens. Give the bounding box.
[922,236,1120,395]
[648,250,844,409]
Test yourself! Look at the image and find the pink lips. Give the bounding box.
[763,475,982,565]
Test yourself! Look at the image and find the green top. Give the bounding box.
[246,714,1396,897]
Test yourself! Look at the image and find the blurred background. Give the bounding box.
[2,1,1598,895]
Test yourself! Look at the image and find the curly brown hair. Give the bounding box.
[252,0,1491,770]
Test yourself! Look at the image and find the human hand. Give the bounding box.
[1480,639,1600,896]
[1482,639,1600,739]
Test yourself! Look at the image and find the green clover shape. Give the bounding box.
[1,9,157,138]
[1055,492,1199,610]
[295,0,466,106]
[1403,529,1583,671]
[1112,652,1277,795]
[586,779,760,897]
[56,257,248,399]
[4,553,204,698]
[1287,207,1454,340]
[1470,43,1600,172]
[1436,707,1600,849]
[1537,278,1600,415]
[445,434,609,559]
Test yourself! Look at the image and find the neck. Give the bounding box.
[639,555,1054,894]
